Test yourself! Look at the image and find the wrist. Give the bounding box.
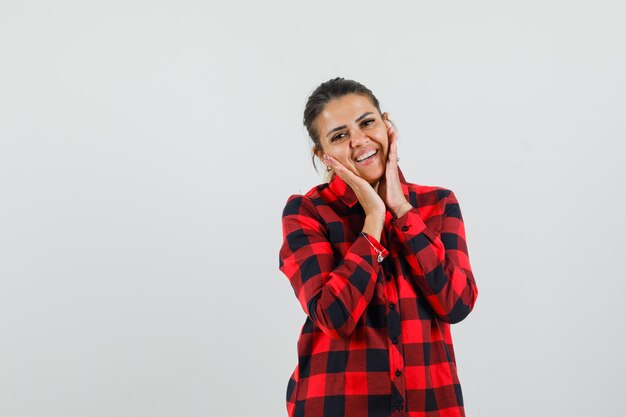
[392,201,412,220]
[362,214,384,241]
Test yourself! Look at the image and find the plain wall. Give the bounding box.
[1,1,625,416]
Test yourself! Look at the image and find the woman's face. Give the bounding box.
[314,94,390,185]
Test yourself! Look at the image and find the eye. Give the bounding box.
[331,132,347,142]
[361,118,375,127]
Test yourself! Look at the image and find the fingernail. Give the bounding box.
[323,154,330,160]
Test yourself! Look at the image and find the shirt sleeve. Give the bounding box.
[279,194,388,339]
[390,189,478,323]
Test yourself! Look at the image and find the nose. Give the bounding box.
[349,129,369,148]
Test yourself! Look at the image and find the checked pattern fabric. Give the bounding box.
[278,168,478,417]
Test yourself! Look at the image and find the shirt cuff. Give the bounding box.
[390,206,441,248]
[391,207,426,236]
[360,232,389,262]
[390,207,445,265]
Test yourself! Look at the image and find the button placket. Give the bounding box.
[383,258,406,415]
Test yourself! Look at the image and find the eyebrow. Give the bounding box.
[326,112,374,138]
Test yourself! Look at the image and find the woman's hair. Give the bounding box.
[303,77,382,172]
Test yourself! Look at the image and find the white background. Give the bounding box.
[1,1,625,416]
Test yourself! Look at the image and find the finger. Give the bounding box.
[386,122,396,140]
[324,154,365,187]
[389,135,398,164]
[387,133,398,168]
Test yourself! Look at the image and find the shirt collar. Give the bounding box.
[327,167,411,208]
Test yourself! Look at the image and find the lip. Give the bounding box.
[354,148,378,162]
[354,148,379,165]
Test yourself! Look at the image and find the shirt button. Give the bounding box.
[392,338,399,345]
[395,370,402,377]
[402,226,409,232]
[389,303,396,310]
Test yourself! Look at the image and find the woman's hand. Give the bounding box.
[323,154,386,241]
[377,121,412,219]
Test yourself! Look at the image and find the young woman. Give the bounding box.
[279,77,478,417]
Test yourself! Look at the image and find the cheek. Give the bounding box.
[329,147,352,163]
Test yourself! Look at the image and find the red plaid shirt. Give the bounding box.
[279,168,478,417]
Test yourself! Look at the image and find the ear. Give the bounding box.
[382,112,392,127]
[312,146,326,167]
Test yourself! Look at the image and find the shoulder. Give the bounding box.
[281,182,329,220]
[404,181,463,220]
[404,180,455,204]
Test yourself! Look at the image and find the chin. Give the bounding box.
[364,171,385,186]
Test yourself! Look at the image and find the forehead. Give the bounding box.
[317,94,377,128]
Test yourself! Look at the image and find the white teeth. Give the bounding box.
[356,150,377,162]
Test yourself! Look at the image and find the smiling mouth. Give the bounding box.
[355,149,378,163]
